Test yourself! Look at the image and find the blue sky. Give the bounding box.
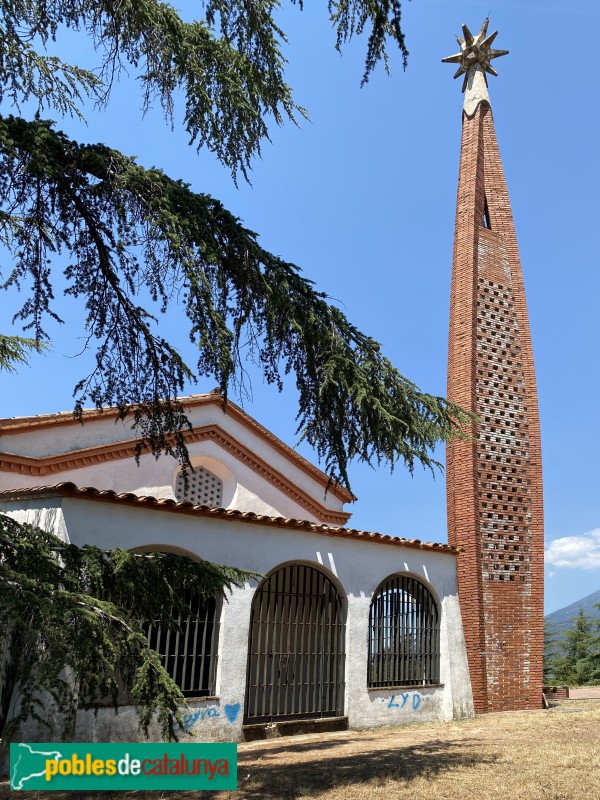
[1,1,599,615]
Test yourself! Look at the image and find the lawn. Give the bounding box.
[2,699,599,799]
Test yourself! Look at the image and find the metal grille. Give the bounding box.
[245,564,345,723]
[147,594,219,697]
[368,575,440,688]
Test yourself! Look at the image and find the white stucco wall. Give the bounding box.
[1,496,473,743]
[0,403,347,521]
[3,499,69,542]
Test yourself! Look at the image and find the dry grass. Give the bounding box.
[2,699,600,800]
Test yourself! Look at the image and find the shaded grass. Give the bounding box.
[2,699,600,799]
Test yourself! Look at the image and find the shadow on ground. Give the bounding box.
[0,737,494,800]
[220,737,493,800]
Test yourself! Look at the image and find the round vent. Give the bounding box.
[175,467,223,507]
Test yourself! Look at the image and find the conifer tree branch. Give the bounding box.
[0,1,409,178]
[0,116,472,490]
[0,513,257,742]
[0,334,48,372]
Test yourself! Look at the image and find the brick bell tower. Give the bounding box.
[443,21,544,712]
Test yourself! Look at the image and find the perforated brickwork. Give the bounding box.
[476,277,532,583]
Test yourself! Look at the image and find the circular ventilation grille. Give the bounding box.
[175,467,223,507]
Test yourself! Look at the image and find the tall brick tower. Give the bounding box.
[443,21,544,713]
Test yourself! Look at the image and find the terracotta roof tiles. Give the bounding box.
[0,482,458,555]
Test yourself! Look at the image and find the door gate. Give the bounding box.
[244,564,345,723]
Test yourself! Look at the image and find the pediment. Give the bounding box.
[0,394,352,525]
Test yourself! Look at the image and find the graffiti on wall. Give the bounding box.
[378,692,431,712]
[180,703,240,731]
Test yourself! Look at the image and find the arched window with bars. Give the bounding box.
[368,575,440,689]
[146,592,220,698]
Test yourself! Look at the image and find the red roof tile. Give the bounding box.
[0,482,458,555]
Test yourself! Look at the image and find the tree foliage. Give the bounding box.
[0,333,47,373]
[0,513,255,742]
[543,619,562,684]
[0,0,471,492]
[544,607,600,687]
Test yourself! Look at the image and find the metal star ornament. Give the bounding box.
[442,19,508,92]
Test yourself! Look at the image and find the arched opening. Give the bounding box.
[173,456,237,509]
[133,547,220,698]
[368,574,440,688]
[244,563,345,723]
[146,592,219,697]
[174,466,223,507]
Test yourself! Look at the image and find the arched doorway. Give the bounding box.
[244,563,345,723]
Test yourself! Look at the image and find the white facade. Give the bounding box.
[0,394,351,524]
[0,396,474,742]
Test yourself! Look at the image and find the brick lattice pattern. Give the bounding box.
[446,101,544,713]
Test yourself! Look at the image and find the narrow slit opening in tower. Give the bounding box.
[483,197,492,229]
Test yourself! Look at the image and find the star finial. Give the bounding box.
[442,19,508,92]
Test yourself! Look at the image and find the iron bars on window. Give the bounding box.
[368,574,440,689]
[147,593,219,697]
[245,563,345,723]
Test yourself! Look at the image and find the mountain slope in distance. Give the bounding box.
[545,589,600,632]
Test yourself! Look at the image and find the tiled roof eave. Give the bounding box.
[0,483,459,555]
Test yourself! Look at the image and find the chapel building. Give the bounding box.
[0,20,544,741]
[0,392,473,741]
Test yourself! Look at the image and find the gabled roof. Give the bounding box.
[0,392,354,506]
[0,423,351,525]
[0,483,458,555]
